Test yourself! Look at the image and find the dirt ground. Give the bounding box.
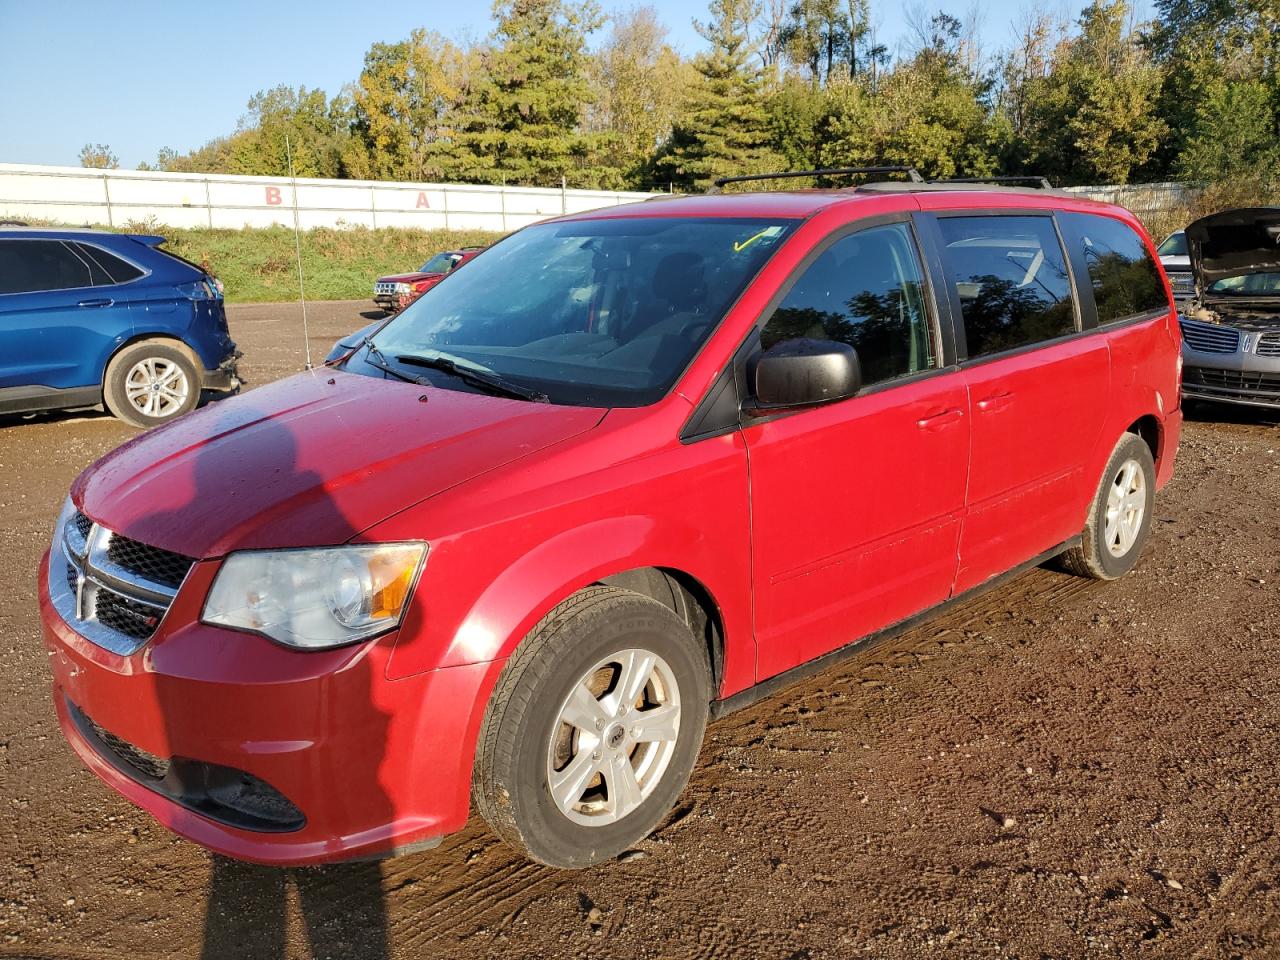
[2,300,1278,960]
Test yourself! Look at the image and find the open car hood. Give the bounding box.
[1186,207,1280,289]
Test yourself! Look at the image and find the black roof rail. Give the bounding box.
[710,166,924,193]
[930,175,1054,189]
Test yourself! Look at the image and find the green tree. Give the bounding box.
[1019,0,1166,184]
[79,143,118,169]
[344,30,472,181]
[445,0,607,186]
[1148,0,1280,180]
[585,7,691,187]
[653,0,784,190]
[869,12,1006,179]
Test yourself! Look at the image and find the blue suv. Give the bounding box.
[0,227,240,427]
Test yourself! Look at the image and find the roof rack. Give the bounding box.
[710,166,924,193]
[930,175,1053,189]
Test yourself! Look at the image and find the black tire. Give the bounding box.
[103,340,201,429]
[1060,432,1156,580]
[473,586,710,868]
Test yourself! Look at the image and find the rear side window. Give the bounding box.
[0,239,95,294]
[74,242,145,284]
[937,215,1076,359]
[761,222,936,387]
[1059,213,1167,324]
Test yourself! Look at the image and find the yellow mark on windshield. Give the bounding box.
[734,229,770,253]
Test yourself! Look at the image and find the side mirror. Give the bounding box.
[751,338,862,411]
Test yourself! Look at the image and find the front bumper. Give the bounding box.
[1180,318,1280,410]
[39,551,494,866]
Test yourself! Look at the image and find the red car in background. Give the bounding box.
[373,246,484,312]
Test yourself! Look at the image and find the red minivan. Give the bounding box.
[38,173,1182,869]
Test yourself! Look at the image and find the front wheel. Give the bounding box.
[1060,432,1156,580]
[104,340,201,428]
[473,587,710,868]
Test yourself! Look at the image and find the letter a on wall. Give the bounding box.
[416,192,430,209]
[265,186,283,206]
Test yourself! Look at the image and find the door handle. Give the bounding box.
[976,391,1014,412]
[916,408,964,430]
[77,298,114,308]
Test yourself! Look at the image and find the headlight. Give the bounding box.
[202,543,426,649]
[394,282,412,294]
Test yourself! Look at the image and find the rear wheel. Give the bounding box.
[1060,432,1156,580]
[104,340,201,428]
[473,586,710,868]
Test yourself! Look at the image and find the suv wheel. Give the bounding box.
[1060,432,1156,580]
[104,340,201,428]
[473,586,710,868]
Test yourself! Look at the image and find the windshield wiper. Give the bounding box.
[394,353,549,403]
[361,337,424,385]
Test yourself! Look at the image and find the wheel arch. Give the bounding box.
[102,332,201,387]
[397,515,751,699]
[1126,413,1162,470]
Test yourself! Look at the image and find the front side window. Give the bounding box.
[937,215,1076,359]
[0,239,96,295]
[761,222,936,387]
[1059,212,1168,323]
[370,217,796,406]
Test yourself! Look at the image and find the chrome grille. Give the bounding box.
[1257,333,1280,357]
[374,281,399,295]
[50,511,194,656]
[1168,272,1194,297]
[1180,319,1241,354]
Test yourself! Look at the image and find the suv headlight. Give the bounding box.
[202,543,427,649]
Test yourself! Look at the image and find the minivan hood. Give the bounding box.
[1186,207,1280,288]
[74,371,604,558]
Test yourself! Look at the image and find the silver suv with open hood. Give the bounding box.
[1179,207,1280,410]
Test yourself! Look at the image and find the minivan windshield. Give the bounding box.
[366,217,795,406]
[1157,231,1187,257]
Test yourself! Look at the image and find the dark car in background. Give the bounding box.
[0,227,240,427]
[372,247,484,312]
[1179,208,1280,410]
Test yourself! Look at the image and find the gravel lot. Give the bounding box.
[2,301,1278,959]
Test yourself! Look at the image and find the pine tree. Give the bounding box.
[444,0,607,186]
[652,0,784,191]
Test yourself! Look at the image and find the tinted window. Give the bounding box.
[1060,213,1167,323]
[938,216,1076,358]
[762,222,936,386]
[75,242,145,284]
[0,239,94,294]
[372,217,795,407]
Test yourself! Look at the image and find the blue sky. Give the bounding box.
[0,0,1150,170]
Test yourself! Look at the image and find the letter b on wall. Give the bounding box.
[265,186,283,206]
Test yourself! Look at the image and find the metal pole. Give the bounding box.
[500,179,507,232]
[102,173,114,228]
[561,175,567,215]
[442,186,450,230]
[371,185,377,229]
[204,177,213,228]
[285,136,313,370]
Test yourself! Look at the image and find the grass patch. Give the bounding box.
[155,225,501,303]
